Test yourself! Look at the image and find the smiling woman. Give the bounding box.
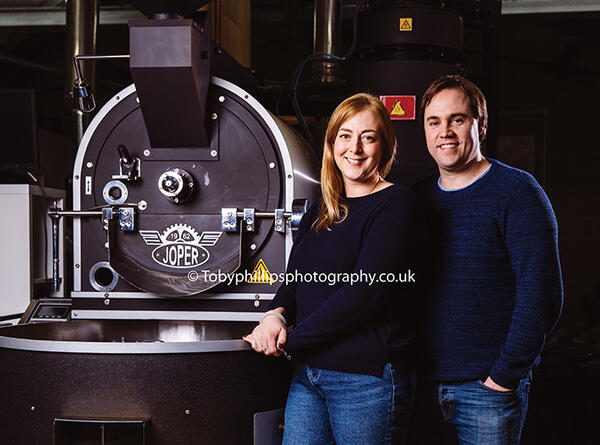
[315,93,397,231]
[243,93,424,445]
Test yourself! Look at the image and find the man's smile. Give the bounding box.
[437,142,460,149]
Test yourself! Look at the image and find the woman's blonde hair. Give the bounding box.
[313,93,397,232]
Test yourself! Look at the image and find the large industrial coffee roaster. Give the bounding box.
[0,1,501,444]
[0,2,319,444]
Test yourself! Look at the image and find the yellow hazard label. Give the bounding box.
[399,18,413,31]
[391,101,406,116]
[248,259,274,284]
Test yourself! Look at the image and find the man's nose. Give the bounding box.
[440,122,454,138]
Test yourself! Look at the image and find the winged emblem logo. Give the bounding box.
[139,223,223,269]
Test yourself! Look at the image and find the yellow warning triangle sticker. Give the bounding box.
[248,259,274,284]
[391,101,406,116]
[400,18,412,31]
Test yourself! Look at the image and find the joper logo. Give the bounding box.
[139,223,222,269]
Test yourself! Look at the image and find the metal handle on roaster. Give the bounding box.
[47,205,105,293]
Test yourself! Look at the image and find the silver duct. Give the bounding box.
[64,0,98,144]
[313,0,341,84]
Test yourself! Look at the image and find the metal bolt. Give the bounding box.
[104,299,110,306]
[105,242,109,248]
[75,175,79,180]
[250,243,257,250]
[210,150,217,157]
[247,225,252,231]
[287,174,292,179]
[269,162,275,169]
[227,211,233,217]
[218,96,225,102]
[125,221,132,227]
[185,409,191,415]
[104,292,109,298]
[255,294,260,299]
[254,300,260,307]
[136,96,140,103]
[86,162,93,168]
[30,406,35,412]
[138,200,147,211]
[143,149,150,157]
[244,95,249,99]
[189,182,194,188]
[174,198,179,203]
[211,113,217,120]
[116,96,120,101]
[246,218,252,224]
[75,264,80,269]
[73,312,78,317]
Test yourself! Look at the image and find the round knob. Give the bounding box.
[158,168,195,203]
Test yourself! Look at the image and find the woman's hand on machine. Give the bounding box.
[243,311,287,357]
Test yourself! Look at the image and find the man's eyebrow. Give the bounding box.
[426,113,468,121]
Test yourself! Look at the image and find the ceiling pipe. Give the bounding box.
[313,0,342,84]
[64,0,98,144]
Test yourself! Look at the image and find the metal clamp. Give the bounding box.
[102,207,136,232]
[222,208,238,232]
[118,207,135,231]
[243,208,255,232]
[274,209,285,233]
[220,203,310,234]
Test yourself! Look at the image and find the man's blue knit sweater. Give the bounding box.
[413,158,563,388]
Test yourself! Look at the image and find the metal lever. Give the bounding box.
[113,144,141,181]
[47,205,138,291]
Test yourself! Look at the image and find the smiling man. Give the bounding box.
[412,75,564,445]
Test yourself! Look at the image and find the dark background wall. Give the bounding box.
[499,12,600,339]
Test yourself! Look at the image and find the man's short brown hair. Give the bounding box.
[419,75,488,140]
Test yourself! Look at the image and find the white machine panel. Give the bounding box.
[0,185,65,318]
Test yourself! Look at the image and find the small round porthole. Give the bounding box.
[89,262,119,292]
[102,180,128,205]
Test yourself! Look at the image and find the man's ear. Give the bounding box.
[478,120,487,140]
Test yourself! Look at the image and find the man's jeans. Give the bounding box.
[412,374,531,445]
[282,362,414,445]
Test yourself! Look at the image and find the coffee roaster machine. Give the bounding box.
[0,2,319,444]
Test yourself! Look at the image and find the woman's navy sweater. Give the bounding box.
[268,184,424,377]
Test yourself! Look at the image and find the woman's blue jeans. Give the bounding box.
[282,362,414,445]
